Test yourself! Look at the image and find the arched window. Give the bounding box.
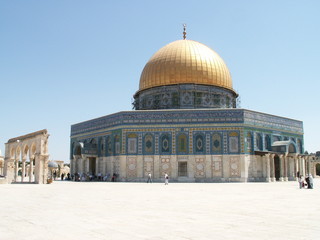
[71,142,75,157]
[74,144,81,155]
[177,134,188,154]
[106,136,112,156]
[297,139,303,154]
[212,133,222,154]
[98,137,104,156]
[144,134,154,154]
[127,133,137,154]
[160,134,170,154]
[114,135,120,155]
[246,132,252,152]
[194,134,204,153]
[265,135,271,151]
[229,132,239,153]
[256,133,262,151]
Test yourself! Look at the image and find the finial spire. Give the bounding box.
[183,24,187,39]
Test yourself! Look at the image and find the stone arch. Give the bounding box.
[71,142,83,175]
[31,143,37,158]
[22,144,29,160]
[73,142,83,156]
[16,146,21,159]
[10,147,15,159]
[4,129,49,184]
[288,143,297,153]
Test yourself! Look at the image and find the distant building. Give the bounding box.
[70,30,312,182]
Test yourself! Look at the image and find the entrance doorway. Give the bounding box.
[178,162,188,177]
[316,163,320,176]
[89,157,96,175]
[274,156,280,181]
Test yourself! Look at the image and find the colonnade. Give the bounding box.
[4,130,50,184]
[262,153,311,182]
[13,157,34,183]
[71,156,116,176]
[71,153,313,182]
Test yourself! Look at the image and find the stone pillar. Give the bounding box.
[294,155,299,180]
[75,157,83,174]
[279,155,284,181]
[21,158,26,182]
[307,156,311,175]
[4,158,15,183]
[297,156,304,176]
[153,155,160,179]
[14,159,19,182]
[102,157,106,175]
[96,158,99,175]
[284,154,288,181]
[79,157,84,174]
[70,158,74,174]
[29,160,33,182]
[265,154,271,182]
[301,157,306,176]
[35,154,49,184]
[270,154,276,182]
[86,157,89,173]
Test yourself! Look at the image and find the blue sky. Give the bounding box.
[1,0,319,161]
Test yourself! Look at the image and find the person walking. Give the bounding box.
[306,175,310,188]
[164,173,169,185]
[308,174,314,189]
[147,173,152,183]
[298,175,303,189]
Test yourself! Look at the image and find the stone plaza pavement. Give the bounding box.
[0,179,319,240]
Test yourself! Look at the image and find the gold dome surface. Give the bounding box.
[139,39,233,92]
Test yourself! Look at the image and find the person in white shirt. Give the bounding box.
[298,175,304,189]
[147,173,152,183]
[164,173,169,185]
[308,174,314,189]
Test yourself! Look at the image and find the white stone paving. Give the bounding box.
[0,179,319,240]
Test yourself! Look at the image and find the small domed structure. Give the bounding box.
[48,161,58,168]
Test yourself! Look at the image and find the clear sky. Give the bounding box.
[1,0,319,161]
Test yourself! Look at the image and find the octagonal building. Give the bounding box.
[70,32,309,182]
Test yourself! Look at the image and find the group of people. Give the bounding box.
[71,172,118,182]
[298,174,314,189]
[147,172,169,185]
[60,172,71,181]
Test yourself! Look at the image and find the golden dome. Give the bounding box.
[139,39,233,92]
